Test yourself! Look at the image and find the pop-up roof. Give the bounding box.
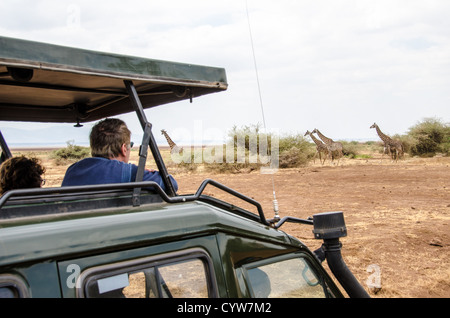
[0,36,228,123]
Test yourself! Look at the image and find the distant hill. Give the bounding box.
[0,125,168,148]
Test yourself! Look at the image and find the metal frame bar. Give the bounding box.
[0,79,127,96]
[0,179,269,226]
[124,80,176,197]
[0,130,12,164]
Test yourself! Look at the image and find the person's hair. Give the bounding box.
[90,118,131,158]
[0,156,46,194]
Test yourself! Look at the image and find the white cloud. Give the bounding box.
[1,0,449,144]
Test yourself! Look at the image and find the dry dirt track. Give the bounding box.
[174,156,450,298]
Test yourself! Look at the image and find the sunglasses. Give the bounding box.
[125,141,134,150]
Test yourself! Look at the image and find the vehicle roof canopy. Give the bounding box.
[0,36,228,123]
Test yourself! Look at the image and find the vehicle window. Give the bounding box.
[245,257,327,298]
[83,257,211,298]
[125,259,208,298]
[0,286,19,298]
[157,259,208,297]
[0,274,29,298]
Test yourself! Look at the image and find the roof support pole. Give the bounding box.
[124,80,176,199]
[0,130,13,164]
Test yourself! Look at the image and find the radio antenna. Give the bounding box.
[245,1,280,221]
[245,1,267,129]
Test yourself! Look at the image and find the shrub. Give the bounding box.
[52,141,90,165]
[227,124,272,156]
[278,134,315,167]
[206,125,315,172]
[407,118,450,156]
[206,125,269,173]
[279,146,310,168]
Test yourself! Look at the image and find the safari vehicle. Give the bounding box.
[0,36,369,299]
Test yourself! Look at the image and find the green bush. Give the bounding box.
[278,133,315,167]
[407,118,450,156]
[227,124,273,156]
[205,125,269,173]
[228,127,315,168]
[279,146,311,168]
[205,125,315,172]
[52,141,90,165]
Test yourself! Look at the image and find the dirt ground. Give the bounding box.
[11,149,450,298]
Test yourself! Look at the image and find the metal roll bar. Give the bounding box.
[0,179,270,226]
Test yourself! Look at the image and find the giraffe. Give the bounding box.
[161,129,183,155]
[370,123,403,162]
[304,130,330,165]
[312,128,343,165]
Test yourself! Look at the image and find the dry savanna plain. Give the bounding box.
[10,146,450,298]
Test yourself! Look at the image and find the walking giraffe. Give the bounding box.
[161,129,183,155]
[304,130,330,165]
[370,123,403,162]
[312,128,343,165]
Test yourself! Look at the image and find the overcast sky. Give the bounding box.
[1,0,449,146]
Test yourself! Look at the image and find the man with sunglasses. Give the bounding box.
[62,118,177,192]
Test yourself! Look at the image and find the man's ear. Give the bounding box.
[120,143,128,156]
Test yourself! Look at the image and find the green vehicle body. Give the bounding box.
[0,191,340,298]
[0,37,367,298]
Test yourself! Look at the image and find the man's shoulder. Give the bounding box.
[68,157,106,167]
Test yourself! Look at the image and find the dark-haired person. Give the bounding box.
[62,118,177,192]
[0,156,46,195]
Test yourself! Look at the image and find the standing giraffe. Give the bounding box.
[304,130,330,165]
[161,129,183,155]
[370,123,403,162]
[312,128,343,165]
